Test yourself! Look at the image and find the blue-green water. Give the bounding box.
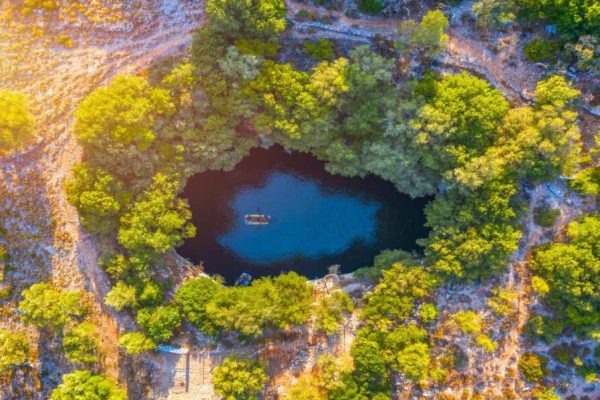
[178,146,429,282]
[218,172,379,264]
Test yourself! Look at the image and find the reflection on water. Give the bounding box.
[218,172,379,263]
[178,145,430,282]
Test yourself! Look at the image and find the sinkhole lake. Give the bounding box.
[178,146,430,282]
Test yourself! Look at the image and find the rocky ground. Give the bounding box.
[0,0,598,399]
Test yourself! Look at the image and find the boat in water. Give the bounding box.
[244,214,271,225]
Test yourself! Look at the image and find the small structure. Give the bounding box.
[235,272,253,286]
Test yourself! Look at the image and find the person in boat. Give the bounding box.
[244,214,271,225]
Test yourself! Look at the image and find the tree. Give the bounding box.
[396,342,430,382]
[361,262,438,329]
[530,214,600,332]
[174,277,221,336]
[74,75,175,187]
[0,89,35,156]
[476,334,498,353]
[272,271,312,329]
[118,332,156,355]
[452,311,483,335]
[65,163,129,234]
[205,0,286,39]
[118,173,195,257]
[0,330,29,374]
[50,370,126,400]
[518,352,548,382]
[418,303,438,323]
[136,305,181,344]
[398,10,450,56]
[19,283,83,330]
[314,291,354,336]
[411,72,509,180]
[206,272,312,337]
[472,0,516,30]
[212,356,267,400]
[63,322,99,365]
[104,282,138,312]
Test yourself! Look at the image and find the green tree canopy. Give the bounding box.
[117,331,156,356]
[212,356,268,400]
[0,330,29,374]
[74,75,175,186]
[205,0,286,39]
[63,322,99,365]
[0,89,35,156]
[50,370,126,400]
[314,290,354,336]
[397,10,450,56]
[118,173,195,257]
[136,305,182,343]
[65,163,129,234]
[531,214,600,332]
[18,283,84,330]
[174,277,221,336]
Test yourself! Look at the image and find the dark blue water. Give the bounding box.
[178,146,430,282]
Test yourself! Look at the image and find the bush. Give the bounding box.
[533,206,560,228]
[303,39,335,61]
[0,330,29,374]
[524,39,559,63]
[118,332,156,355]
[213,356,267,400]
[358,0,383,15]
[476,334,498,353]
[63,322,99,365]
[136,306,181,343]
[518,352,548,382]
[452,311,483,335]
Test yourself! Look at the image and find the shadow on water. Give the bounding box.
[178,145,431,283]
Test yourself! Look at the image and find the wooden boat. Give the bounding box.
[244,214,271,225]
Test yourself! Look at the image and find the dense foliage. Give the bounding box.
[0,89,35,156]
[50,370,126,400]
[212,356,268,400]
[531,214,600,334]
[0,330,29,374]
[18,283,84,330]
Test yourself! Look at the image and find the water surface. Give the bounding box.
[178,146,430,282]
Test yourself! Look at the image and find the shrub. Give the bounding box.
[533,206,560,228]
[0,330,29,374]
[303,39,335,61]
[476,334,498,353]
[136,306,181,343]
[518,352,548,382]
[524,39,559,63]
[418,303,438,323]
[118,332,156,355]
[63,322,99,365]
[212,356,267,400]
[358,0,383,15]
[452,311,483,335]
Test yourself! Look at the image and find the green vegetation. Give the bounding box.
[452,311,483,335]
[303,39,335,61]
[136,305,182,343]
[0,89,35,156]
[531,214,600,334]
[174,277,221,336]
[206,272,312,337]
[518,352,548,382]
[358,0,384,15]
[314,290,354,335]
[0,330,29,374]
[63,322,99,365]
[118,332,156,355]
[397,10,450,56]
[212,356,267,400]
[524,38,560,62]
[50,370,126,400]
[205,0,286,40]
[533,206,561,228]
[18,283,84,330]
